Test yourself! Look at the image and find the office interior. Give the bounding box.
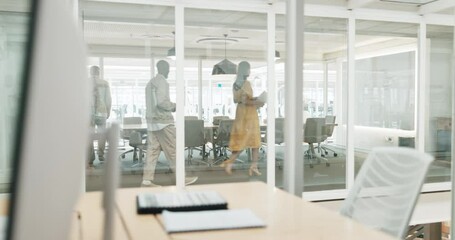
[1,0,455,239]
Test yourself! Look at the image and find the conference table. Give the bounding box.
[120,123,221,161]
[71,182,396,240]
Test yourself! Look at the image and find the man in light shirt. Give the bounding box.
[142,60,198,187]
[89,65,111,166]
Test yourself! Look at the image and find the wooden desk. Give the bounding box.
[73,182,397,240]
[71,192,134,240]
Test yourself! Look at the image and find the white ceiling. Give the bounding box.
[82,1,431,62]
[3,0,449,63]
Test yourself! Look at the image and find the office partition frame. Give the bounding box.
[82,0,455,201]
[283,0,303,196]
[450,8,455,239]
[266,8,276,187]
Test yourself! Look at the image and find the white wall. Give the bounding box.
[337,125,416,150]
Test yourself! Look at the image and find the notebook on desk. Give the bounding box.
[162,209,266,233]
[136,191,228,214]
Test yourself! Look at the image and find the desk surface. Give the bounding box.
[108,182,394,240]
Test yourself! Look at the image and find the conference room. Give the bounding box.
[1,0,455,239]
[82,0,453,194]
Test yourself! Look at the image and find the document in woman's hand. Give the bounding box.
[257,91,267,104]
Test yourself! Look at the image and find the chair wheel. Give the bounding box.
[325,151,328,155]
[121,155,125,159]
[334,153,338,157]
[326,163,330,167]
[310,164,314,168]
[321,154,325,157]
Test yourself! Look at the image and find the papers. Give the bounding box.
[257,91,267,103]
[162,209,266,233]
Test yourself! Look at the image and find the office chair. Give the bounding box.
[120,117,145,162]
[212,116,230,125]
[212,119,238,165]
[319,115,338,157]
[184,116,198,120]
[339,147,434,239]
[261,118,285,145]
[123,116,142,125]
[260,118,285,164]
[303,118,329,167]
[185,119,209,166]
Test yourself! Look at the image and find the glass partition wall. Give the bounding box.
[301,16,348,192]
[353,20,418,176]
[80,0,455,200]
[82,3,177,189]
[0,2,32,193]
[425,25,454,184]
[184,8,268,185]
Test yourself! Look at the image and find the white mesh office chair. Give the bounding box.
[339,147,434,239]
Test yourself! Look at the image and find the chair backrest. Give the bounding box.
[325,115,336,137]
[184,119,205,147]
[184,116,198,120]
[216,119,234,147]
[213,116,229,125]
[129,131,143,147]
[303,118,327,143]
[275,118,285,144]
[123,117,142,125]
[339,147,434,239]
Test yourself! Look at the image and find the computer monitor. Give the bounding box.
[6,0,90,239]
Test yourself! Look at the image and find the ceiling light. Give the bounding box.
[212,34,237,75]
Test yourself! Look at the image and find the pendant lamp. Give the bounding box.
[167,47,175,60]
[167,31,176,60]
[212,34,237,75]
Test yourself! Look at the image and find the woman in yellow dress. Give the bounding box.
[221,61,264,176]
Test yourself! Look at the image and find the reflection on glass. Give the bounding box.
[354,20,418,175]
[0,3,31,193]
[424,25,454,183]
